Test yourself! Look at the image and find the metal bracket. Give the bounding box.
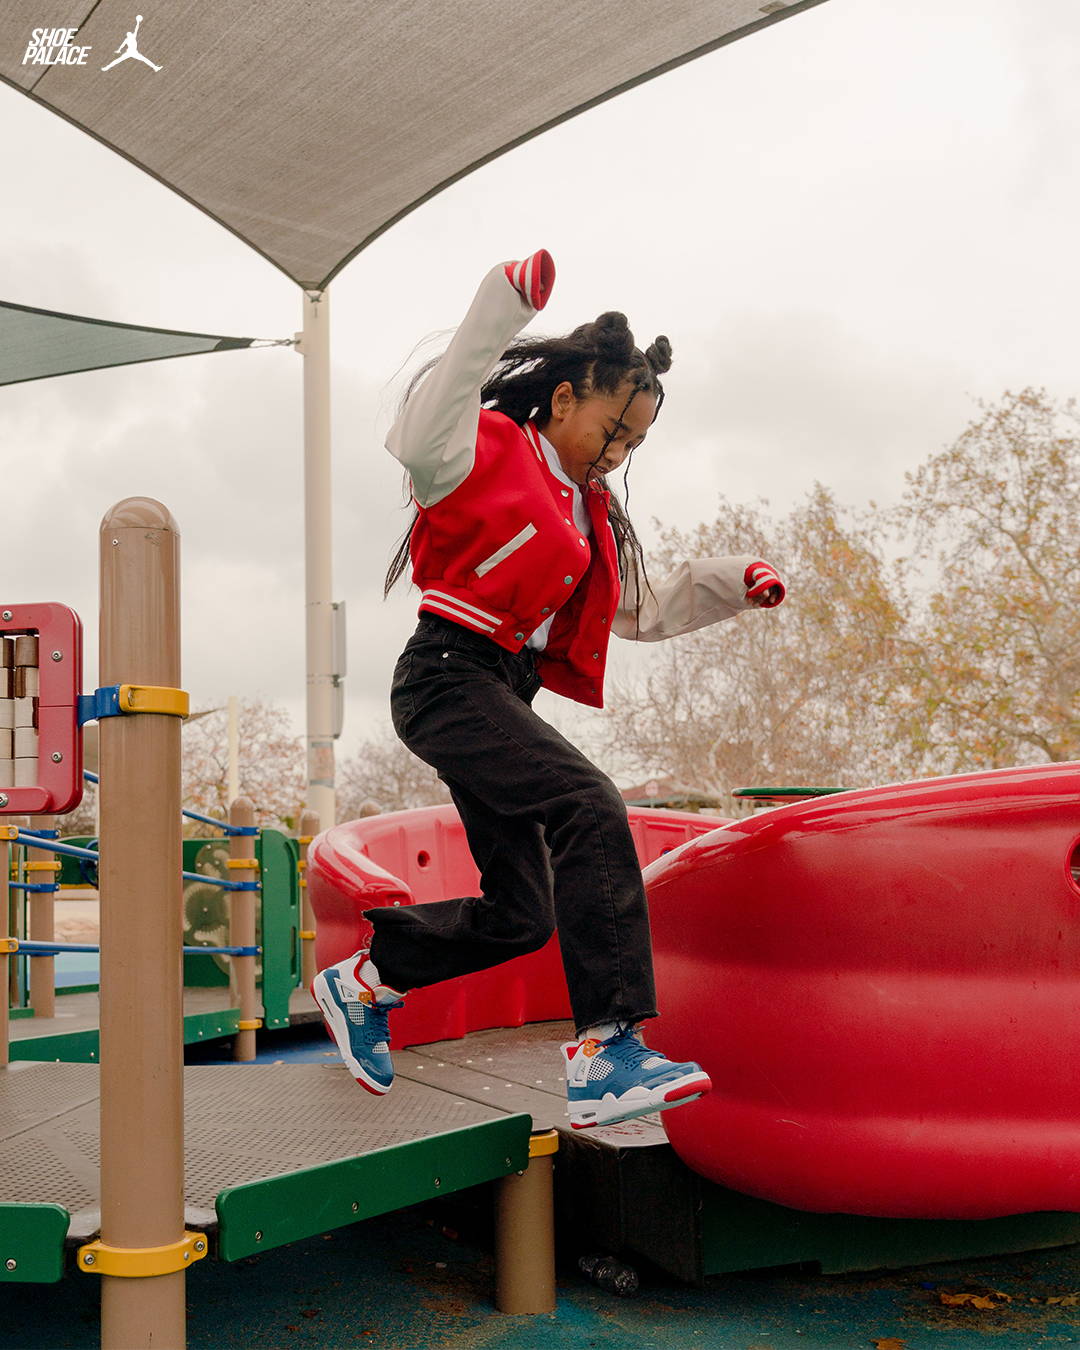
[78,1232,208,1277]
[528,1130,560,1159]
[299,930,316,941]
[0,937,18,954]
[225,858,259,871]
[78,684,190,726]
[236,1018,263,1031]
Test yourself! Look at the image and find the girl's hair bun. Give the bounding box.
[645,335,672,375]
[589,311,635,364]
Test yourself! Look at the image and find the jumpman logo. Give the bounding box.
[101,15,161,72]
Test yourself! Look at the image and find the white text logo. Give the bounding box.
[22,27,91,66]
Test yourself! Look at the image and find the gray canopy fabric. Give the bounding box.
[0,0,828,290]
[0,300,263,385]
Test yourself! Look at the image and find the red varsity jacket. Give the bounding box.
[409,412,620,706]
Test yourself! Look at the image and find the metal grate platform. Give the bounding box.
[398,1020,669,1148]
[0,1058,531,1273]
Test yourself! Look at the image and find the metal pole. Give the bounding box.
[494,1130,558,1313]
[98,498,186,1349]
[5,822,20,1010]
[298,808,320,988]
[228,796,259,1062]
[227,696,239,807]
[301,289,336,831]
[1,834,9,1067]
[27,813,57,1020]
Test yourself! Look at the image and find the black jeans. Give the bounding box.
[367,616,658,1034]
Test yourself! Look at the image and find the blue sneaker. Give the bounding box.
[562,1025,712,1129]
[311,953,405,1096]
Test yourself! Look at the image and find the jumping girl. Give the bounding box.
[314,251,785,1130]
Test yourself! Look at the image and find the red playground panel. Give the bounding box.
[645,762,1080,1220]
[308,803,724,1046]
[0,603,83,815]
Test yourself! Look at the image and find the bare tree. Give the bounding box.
[891,387,1080,769]
[603,486,912,807]
[337,726,451,819]
[182,698,306,833]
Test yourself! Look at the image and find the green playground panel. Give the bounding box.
[52,831,301,1026]
[257,830,302,1030]
[8,1007,241,1063]
[0,1204,69,1283]
[181,830,301,1028]
[54,836,97,887]
[700,1182,1080,1276]
[216,1115,532,1261]
[733,785,849,799]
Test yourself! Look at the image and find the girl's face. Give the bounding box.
[543,379,657,486]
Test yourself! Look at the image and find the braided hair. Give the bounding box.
[384,312,673,609]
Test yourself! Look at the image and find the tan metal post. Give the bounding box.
[97,499,186,1349]
[27,813,57,1019]
[6,810,30,1015]
[1,834,9,1067]
[228,796,259,1062]
[494,1130,558,1313]
[298,808,319,988]
[6,818,25,1009]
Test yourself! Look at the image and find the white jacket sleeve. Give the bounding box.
[612,554,760,642]
[385,265,538,508]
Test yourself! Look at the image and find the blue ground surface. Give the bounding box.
[5,1210,1080,1349]
[6,1027,1079,1349]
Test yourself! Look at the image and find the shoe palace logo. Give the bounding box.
[22,26,91,65]
[22,15,162,72]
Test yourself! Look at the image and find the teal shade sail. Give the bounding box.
[0,299,269,385]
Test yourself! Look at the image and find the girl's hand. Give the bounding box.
[744,561,786,608]
[504,250,555,311]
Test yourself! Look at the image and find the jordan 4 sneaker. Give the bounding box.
[563,1024,711,1129]
[311,953,404,1095]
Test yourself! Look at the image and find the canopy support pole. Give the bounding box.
[301,289,336,830]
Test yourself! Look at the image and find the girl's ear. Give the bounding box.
[550,380,575,420]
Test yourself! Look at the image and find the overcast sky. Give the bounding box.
[2,0,1078,779]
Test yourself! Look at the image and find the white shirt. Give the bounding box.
[526,429,593,652]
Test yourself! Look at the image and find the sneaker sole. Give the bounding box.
[310,975,392,1097]
[568,1071,712,1130]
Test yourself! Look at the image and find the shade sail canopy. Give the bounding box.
[0,0,827,290]
[0,300,264,385]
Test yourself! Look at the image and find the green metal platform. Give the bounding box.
[0,1059,531,1284]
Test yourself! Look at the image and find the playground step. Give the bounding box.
[401,1022,1080,1286]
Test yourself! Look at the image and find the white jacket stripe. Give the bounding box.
[421,598,498,633]
[421,588,502,625]
[474,523,538,577]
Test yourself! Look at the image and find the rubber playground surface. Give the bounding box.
[5,1205,1080,1350]
[4,1031,1078,1350]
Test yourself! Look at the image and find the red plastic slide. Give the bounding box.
[308,803,722,1047]
[646,763,1080,1218]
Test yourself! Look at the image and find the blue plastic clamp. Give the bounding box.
[77,687,122,726]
